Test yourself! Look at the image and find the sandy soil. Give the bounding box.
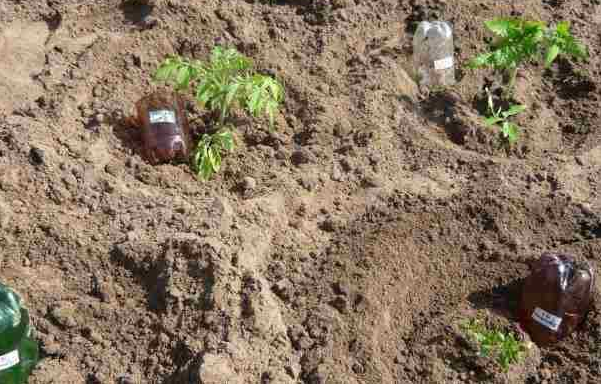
[1,0,601,383]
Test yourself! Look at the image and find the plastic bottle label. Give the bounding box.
[532,307,562,332]
[0,350,19,371]
[434,56,454,70]
[149,110,176,124]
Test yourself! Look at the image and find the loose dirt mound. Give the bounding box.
[1,0,601,383]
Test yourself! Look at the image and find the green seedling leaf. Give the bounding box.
[461,319,527,371]
[484,18,514,37]
[502,104,526,118]
[556,20,570,36]
[191,128,236,181]
[502,122,519,143]
[484,116,504,126]
[155,46,284,180]
[545,44,560,67]
[467,52,494,69]
[176,66,191,90]
[216,129,235,151]
[468,17,588,93]
[483,93,525,144]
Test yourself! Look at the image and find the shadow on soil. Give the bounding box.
[468,278,525,322]
[119,1,154,24]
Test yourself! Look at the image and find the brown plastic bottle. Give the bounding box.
[518,252,594,346]
[135,91,191,164]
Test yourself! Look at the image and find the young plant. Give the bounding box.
[153,46,284,180]
[193,128,235,181]
[468,18,588,94]
[461,319,529,371]
[483,88,526,144]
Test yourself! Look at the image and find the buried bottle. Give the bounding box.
[412,21,456,87]
[0,283,39,384]
[518,252,594,346]
[136,90,191,165]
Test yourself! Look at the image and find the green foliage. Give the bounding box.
[154,46,284,127]
[468,18,588,91]
[192,128,235,181]
[154,46,284,180]
[483,88,525,144]
[461,319,529,371]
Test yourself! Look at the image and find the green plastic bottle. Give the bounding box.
[0,283,39,384]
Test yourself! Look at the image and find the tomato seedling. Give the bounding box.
[468,18,588,96]
[154,46,284,180]
[461,319,530,371]
[483,88,526,144]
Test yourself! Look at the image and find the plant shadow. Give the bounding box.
[468,278,525,322]
[548,58,596,101]
[418,90,472,145]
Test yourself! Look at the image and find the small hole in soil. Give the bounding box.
[120,1,154,24]
[44,10,62,31]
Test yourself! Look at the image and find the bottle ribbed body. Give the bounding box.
[413,21,456,87]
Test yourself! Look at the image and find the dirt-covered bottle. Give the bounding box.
[519,252,594,346]
[0,283,39,384]
[412,21,456,87]
[136,90,191,165]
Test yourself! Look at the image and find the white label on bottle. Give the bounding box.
[532,307,562,332]
[434,56,454,70]
[0,350,19,371]
[149,110,176,124]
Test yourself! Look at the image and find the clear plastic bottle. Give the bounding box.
[0,283,39,384]
[519,253,594,346]
[412,21,456,87]
[135,91,191,165]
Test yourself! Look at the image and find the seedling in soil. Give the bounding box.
[193,128,235,181]
[461,319,529,371]
[154,46,284,180]
[468,18,588,97]
[483,88,526,144]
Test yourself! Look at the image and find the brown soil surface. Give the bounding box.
[1,0,601,383]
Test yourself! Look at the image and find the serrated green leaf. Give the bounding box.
[227,81,241,102]
[176,66,191,90]
[153,65,171,81]
[268,79,284,102]
[556,21,570,36]
[206,147,215,169]
[248,87,262,116]
[200,158,213,180]
[217,130,235,151]
[158,46,285,180]
[484,116,504,126]
[196,82,213,106]
[502,104,526,117]
[484,18,514,37]
[467,53,493,69]
[502,122,519,142]
[545,44,560,67]
[213,150,222,172]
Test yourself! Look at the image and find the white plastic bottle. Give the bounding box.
[412,21,456,87]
